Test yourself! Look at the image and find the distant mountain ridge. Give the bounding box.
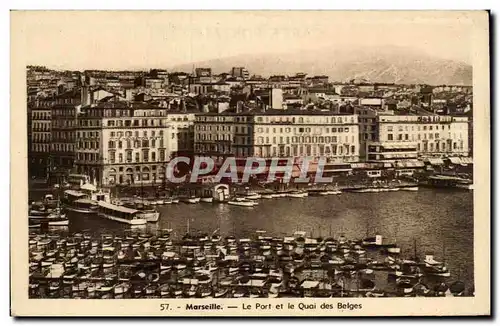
[170,45,472,86]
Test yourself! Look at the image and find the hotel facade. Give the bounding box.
[194,110,360,164]
[75,102,178,186]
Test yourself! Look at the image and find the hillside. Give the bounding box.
[170,45,472,86]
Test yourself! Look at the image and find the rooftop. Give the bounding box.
[196,108,354,117]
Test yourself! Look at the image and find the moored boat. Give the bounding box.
[228,197,257,207]
[400,186,419,191]
[138,208,160,223]
[29,207,69,226]
[43,194,59,209]
[62,189,99,214]
[29,202,52,217]
[97,201,147,225]
[420,175,473,190]
[287,191,308,198]
[181,196,201,204]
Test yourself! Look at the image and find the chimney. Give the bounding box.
[236,101,243,113]
[81,86,90,106]
[124,89,133,101]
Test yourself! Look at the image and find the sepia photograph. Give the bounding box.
[10,10,490,317]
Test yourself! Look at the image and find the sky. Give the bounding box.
[12,11,478,71]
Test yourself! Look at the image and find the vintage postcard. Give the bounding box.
[10,10,490,317]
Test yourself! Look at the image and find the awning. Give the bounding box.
[322,169,352,173]
[80,183,97,192]
[395,160,425,168]
[448,157,462,164]
[381,143,417,150]
[409,161,425,167]
[64,190,86,197]
[461,157,473,165]
[301,280,320,289]
[351,163,369,169]
[427,158,444,165]
[97,201,138,214]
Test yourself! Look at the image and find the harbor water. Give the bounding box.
[30,187,474,291]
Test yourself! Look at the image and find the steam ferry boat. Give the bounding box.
[97,201,147,225]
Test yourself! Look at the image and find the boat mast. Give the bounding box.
[442,241,446,265]
[413,238,417,261]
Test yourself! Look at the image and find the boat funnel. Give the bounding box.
[375,235,383,245]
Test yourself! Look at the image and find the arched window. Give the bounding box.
[142,166,150,180]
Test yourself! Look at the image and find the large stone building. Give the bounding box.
[353,106,392,160]
[366,114,469,162]
[194,109,360,163]
[75,102,177,186]
[164,113,195,157]
[28,99,54,179]
[49,89,81,182]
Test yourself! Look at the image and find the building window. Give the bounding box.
[118,141,122,149]
[135,152,140,162]
[118,153,123,163]
[152,152,156,162]
[151,139,156,148]
[108,141,115,149]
